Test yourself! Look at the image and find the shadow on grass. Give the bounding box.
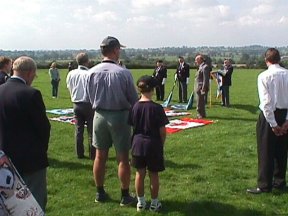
[165,159,201,169]
[49,157,92,170]
[231,103,259,114]
[160,200,264,216]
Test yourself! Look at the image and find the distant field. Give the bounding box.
[34,68,288,216]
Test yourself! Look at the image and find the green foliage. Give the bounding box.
[34,68,288,216]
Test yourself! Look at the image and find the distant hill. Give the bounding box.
[1,45,288,69]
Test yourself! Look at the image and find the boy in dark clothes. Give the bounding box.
[128,75,169,212]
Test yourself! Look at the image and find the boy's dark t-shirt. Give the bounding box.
[128,101,169,157]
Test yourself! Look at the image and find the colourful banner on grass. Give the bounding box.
[166,118,214,134]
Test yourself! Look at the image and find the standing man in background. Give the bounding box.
[49,62,60,98]
[0,56,50,211]
[220,59,233,107]
[175,56,190,103]
[66,52,96,160]
[87,36,138,205]
[153,60,167,101]
[68,62,73,72]
[247,48,288,194]
[0,56,12,85]
[194,54,210,118]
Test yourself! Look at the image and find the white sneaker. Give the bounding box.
[136,202,146,212]
[149,201,162,212]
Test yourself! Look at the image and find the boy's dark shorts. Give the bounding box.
[131,155,165,172]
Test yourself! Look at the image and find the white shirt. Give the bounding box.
[66,65,91,103]
[258,64,288,127]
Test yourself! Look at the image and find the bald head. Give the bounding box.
[195,54,204,66]
[13,56,37,86]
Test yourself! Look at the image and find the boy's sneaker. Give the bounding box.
[120,195,136,206]
[136,202,146,212]
[95,192,107,203]
[149,201,162,212]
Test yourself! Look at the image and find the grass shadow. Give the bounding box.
[165,159,202,169]
[232,103,259,114]
[159,200,264,216]
[49,157,92,170]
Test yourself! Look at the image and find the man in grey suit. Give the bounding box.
[194,54,210,118]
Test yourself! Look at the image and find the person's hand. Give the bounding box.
[162,78,166,85]
[272,125,284,136]
[174,74,178,81]
[281,120,288,134]
[186,77,189,85]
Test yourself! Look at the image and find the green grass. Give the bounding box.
[34,68,288,215]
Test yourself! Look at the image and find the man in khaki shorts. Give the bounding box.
[86,36,138,206]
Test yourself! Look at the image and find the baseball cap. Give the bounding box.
[100,36,126,48]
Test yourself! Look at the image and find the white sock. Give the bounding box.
[137,196,145,204]
[151,198,159,206]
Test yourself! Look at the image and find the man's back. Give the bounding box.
[0,78,50,175]
[66,67,90,103]
[87,61,138,110]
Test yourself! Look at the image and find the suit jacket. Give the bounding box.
[0,78,51,175]
[176,62,190,82]
[195,62,210,93]
[221,65,233,86]
[0,71,9,85]
[153,66,167,84]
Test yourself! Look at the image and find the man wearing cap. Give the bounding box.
[87,36,138,206]
[175,56,190,103]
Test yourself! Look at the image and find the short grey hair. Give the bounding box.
[76,52,89,65]
[13,56,37,73]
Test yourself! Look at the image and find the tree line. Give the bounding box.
[1,45,288,69]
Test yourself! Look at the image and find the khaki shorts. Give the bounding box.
[92,110,131,153]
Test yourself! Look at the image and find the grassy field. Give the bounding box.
[33,68,288,216]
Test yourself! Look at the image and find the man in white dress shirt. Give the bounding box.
[247,48,288,194]
[66,52,96,160]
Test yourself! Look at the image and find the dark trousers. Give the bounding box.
[257,110,288,191]
[221,85,230,106]
[156,84,165,101]
[23,168,47,212]
[51,79,59,97]
[74,102,96,160]
[178,81,187,103]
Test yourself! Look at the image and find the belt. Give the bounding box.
[95,108,128,112]
[74,102,90,105]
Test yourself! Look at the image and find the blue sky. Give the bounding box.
[0,0,287,50]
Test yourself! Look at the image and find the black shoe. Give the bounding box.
[120,195,136,206]
[77,155,85,159]
[95,192,107,203]
[273,184,286,190]
[246,187,271,194]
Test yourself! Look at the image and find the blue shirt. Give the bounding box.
[87,61,138,110]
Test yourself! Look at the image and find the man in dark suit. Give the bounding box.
[175,56,190,103]
[153,60,167,101]
[220,59,233,107]
[194,54,210,118]
[0,56,12,85]
[0,56,51,211]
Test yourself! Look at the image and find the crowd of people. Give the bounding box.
[1,39,288,213]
